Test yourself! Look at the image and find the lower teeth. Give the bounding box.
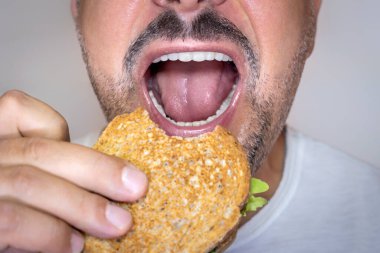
[149,84,237,127]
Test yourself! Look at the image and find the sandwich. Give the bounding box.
[84,108,267,253]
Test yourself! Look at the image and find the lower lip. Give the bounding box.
[140,76,242,137]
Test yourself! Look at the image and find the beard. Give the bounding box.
[76,8,316,175]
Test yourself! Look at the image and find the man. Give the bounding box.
[1,0,379,252]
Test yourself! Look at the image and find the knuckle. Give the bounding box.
[90,154,127,197]
[52,115,70,141]
[7,166,40,198]
[0,90,27,114]
[0,201,20,234]
[0,90,27,103]
[21,137,49,162]
[79,192,108,223]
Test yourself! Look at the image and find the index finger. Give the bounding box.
[0,137,148,202]
[0,90,69,141]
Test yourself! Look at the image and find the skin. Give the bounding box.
[0,0,320,252]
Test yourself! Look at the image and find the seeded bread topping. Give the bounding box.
[84,108,250,253]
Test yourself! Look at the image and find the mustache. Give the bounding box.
[123,9,262,174]
[124,8,258,74]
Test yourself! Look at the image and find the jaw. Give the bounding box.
[134,39,249,137]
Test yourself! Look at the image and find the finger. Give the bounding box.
[0,200,84,253]
[0,137,148,202]
[2,247,34,253]
[0,90,69,141]
[0,165,132,238]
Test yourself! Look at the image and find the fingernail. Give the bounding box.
[106,203,132,231]
[71,230,84,253]
[122,165,148,197]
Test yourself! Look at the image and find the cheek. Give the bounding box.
[78,1,161,78]
[219,1,310,137]
[251,2,309,78]
[219,1,309,78]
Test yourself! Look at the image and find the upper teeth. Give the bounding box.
[152,52,232,63]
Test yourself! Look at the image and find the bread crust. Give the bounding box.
[84,108,250,253]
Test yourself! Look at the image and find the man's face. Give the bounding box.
[74,0,318,173]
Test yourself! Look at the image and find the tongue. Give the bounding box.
[154,61,235,122]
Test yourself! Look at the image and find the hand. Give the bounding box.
[0,90,148,253]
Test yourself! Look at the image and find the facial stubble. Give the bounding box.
[76,8,316,175]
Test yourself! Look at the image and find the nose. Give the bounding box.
[153,0,226,13]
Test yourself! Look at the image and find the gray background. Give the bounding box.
[1,1,379,168]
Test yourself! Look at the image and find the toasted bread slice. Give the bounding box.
[84,108,250,253]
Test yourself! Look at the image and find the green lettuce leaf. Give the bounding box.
[242,178,269,216]
[249,178,269,194]
[245,196,267,212]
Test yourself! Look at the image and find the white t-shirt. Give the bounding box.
[76,127,380,252]
[227,128,380,253]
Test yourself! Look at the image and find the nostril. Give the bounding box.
[153,0,201,11]
[153,0,226,12]
[152,0,171,7]
[212,0,226,5]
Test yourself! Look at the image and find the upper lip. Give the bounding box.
[134,39,247,83]
[134,39,247,137]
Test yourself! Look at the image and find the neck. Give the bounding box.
[254,128,286,200]
[240,127,286,224]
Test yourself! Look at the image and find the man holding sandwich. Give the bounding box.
[0,0,380,252]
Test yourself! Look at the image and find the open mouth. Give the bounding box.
[140,45,243,137]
